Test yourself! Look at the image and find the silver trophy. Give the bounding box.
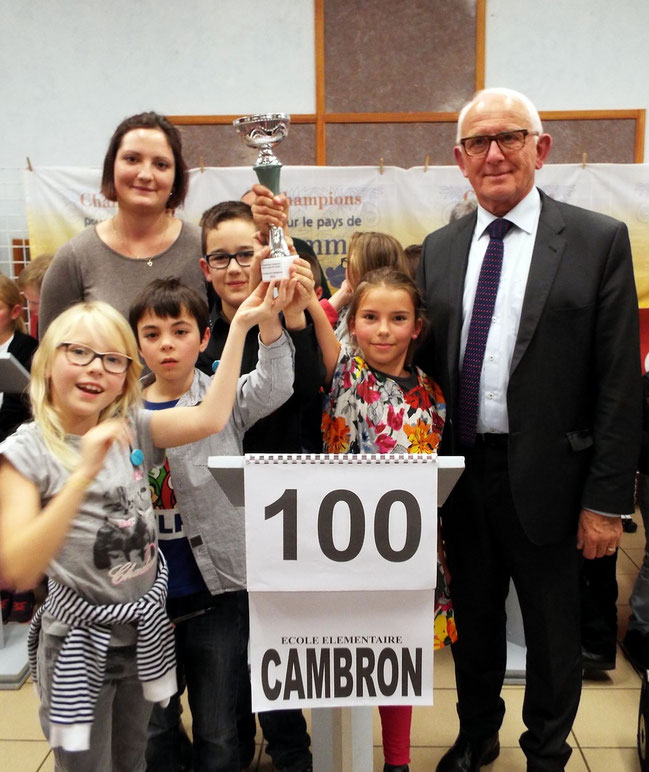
[233,113,294,280]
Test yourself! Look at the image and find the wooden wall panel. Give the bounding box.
[323,0,476,113]
[542,119,637,164]
[325,122,457,167]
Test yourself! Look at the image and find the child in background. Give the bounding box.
[318,231,410,339]
[0,274,38,441]
[0,274,38,623]
[16,253,53,338]
[131,277,294,772]
[0,279,291,772]
[306,267,454,772]
[404,245,422,279]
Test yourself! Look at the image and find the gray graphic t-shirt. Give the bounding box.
[0,410,163,643]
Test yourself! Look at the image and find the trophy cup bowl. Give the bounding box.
[233,113,294,281]
[233,113,290,165]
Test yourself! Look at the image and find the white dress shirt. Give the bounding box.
[459,187,541,434]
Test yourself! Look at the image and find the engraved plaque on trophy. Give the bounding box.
[233,113,294,281]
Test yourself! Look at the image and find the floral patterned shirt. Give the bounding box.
[322,346,446,455]
[321,346,456,649]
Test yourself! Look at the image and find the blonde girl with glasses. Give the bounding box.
[0,280,293,772]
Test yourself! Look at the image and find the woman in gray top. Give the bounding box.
[39,111,206,334]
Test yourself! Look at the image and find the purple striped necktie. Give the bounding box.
[457,218,514,447]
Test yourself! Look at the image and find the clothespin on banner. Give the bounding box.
[581,153,587,168]
[379,157,384,175]
[424,154,430,173]
[26,157,33,172]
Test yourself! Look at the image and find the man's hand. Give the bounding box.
[577,508,622,559]
[251,183,288,235]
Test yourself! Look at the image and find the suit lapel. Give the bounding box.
[445,212,476,400]
[510,192,566,375]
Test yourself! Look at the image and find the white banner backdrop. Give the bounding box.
[24,162,649,304]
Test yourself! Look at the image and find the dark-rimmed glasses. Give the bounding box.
[459,129,539,157]
[58,343,132,374]
[204,250,254,270]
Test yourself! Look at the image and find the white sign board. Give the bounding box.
[243,454,440,711]
[244,454,438,593]
[249,590,435,711]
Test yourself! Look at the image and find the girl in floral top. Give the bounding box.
[307,266,454,772]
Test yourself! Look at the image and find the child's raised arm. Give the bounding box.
[306,293,342,383]
[0,418,130,589]
[281,255,316,332]
[149,279,293,448]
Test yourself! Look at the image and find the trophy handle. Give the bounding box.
[254,162,282,195]
[252,159,289,260]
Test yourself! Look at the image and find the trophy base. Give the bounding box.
[261,255,294,281]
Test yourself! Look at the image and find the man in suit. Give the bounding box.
[417,88,641,772]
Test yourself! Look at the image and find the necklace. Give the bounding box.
[111,215,170,267]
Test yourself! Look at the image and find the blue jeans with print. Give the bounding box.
[146,590,248,772]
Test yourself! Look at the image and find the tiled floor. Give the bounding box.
[0,520,645,772]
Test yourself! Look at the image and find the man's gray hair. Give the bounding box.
[456,88,543,142]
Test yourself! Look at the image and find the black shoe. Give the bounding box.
[436,732,500,771]
[272,759,313,772]
[581,647,616,675]
[240,745,256,769]
[622,628,649,671]
[384,765,409,772]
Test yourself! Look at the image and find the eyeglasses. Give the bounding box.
[204,250,254,270]
[459,129,539,157]
[58,343,132,374]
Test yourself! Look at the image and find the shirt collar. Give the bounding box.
[476,186,541,238]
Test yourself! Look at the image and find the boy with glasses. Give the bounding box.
[198,201,321,772]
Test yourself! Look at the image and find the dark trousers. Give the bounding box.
[237,704,311,769]
[146,590,248,772]
[580,551,618,660]
[443,442,582,772]
[236,619,312,768]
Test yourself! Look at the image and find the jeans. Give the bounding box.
[38,633,153,772]
[630,473,649,633]
[146,590,248,772]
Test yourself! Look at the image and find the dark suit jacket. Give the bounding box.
[417,189,642,545]
[0,330,38,442]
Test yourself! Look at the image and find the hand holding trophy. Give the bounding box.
[233,113,294,281]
